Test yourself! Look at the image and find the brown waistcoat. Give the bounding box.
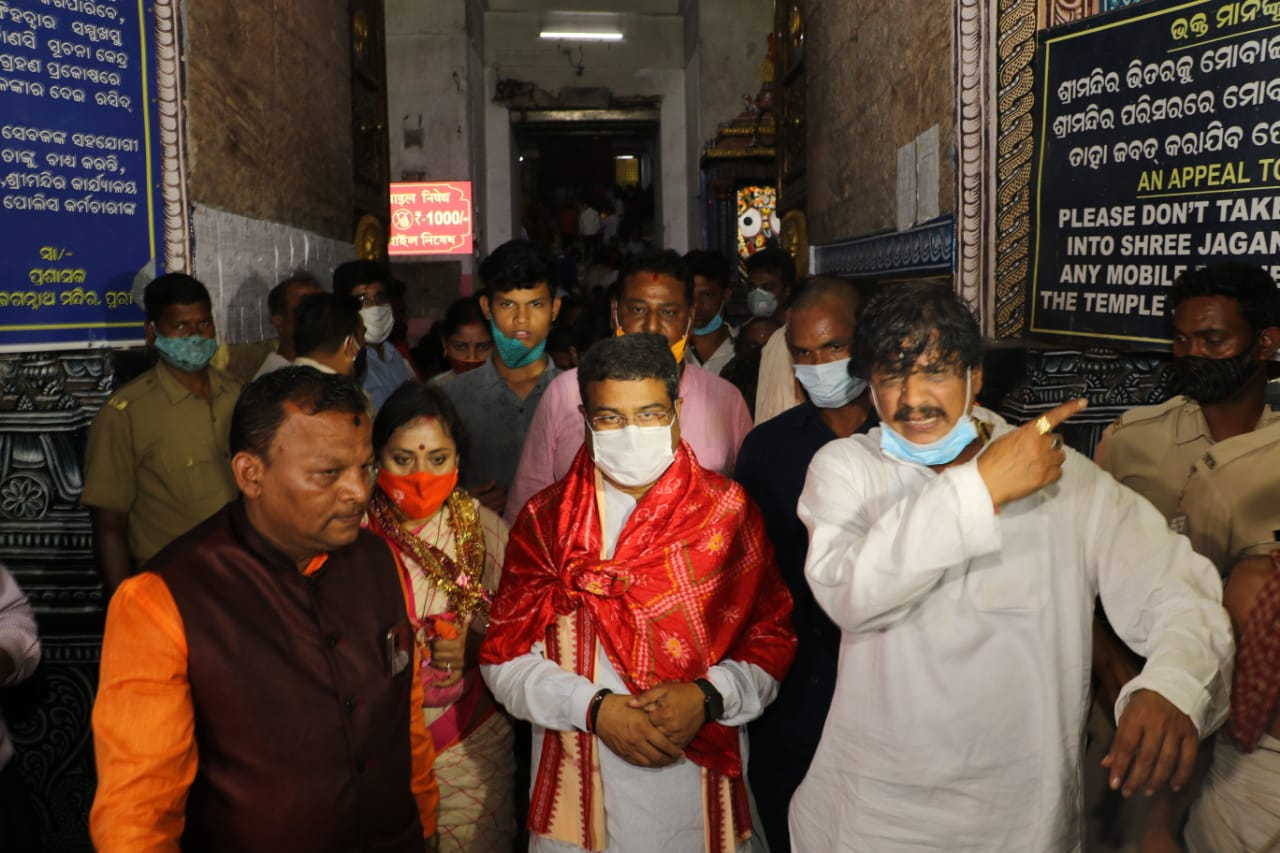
[153,500,423,853]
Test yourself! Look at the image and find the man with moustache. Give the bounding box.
[90,368,440,852]
[733,277,876,853]
[443,240,562,517]
[504,250,751,526]
[789,283,1232,853]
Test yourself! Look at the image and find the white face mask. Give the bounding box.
[794,357,868,409]
[747,288,778,318]
[588,420,677,488]
[360,305,394,344]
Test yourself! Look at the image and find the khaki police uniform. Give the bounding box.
[1176,420,1280,574]
[1094,395,1280,521]
[82,361,241,565]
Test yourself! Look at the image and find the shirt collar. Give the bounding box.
[228,496,327,576]
[154,359,231,404]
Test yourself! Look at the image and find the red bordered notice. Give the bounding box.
[388,182,473,256]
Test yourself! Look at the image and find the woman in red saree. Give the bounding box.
[366,382,515,852]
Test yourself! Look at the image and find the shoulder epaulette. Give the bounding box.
[1112,396,1188,430]
[1196,421,1280,472]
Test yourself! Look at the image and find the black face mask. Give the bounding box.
[1173,350,1259,404]
[354,347,369,384]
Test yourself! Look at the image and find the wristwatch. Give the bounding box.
[693,677,724,723]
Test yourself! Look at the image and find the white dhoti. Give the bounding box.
[1185,733,1280,853]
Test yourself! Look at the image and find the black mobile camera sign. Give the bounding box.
[1031,0,1280,346]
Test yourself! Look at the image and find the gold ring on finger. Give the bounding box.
[1035,415,1052,435]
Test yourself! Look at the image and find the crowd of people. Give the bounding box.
[3,242,1270,852]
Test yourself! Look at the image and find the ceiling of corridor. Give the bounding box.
[485,0,682,12]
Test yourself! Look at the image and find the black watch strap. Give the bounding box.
[693,677,724,723]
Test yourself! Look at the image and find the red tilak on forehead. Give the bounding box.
[647,272,661,282]
[418,444,426,450]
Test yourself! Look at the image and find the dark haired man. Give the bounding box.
[284,292,365,377]
[744,248,795,323]
[1095,261,1280,522]
[684,249,735,375]
[83,273,242,597]
[733,278,876,853]
[789,282,1232,852]
[91,367,440,852]
[505,250,751,526]
[749,250,804,423]
[442,240,561,516]
[481,334,795,853]
[334,259,416,411]
[253,271,324,378]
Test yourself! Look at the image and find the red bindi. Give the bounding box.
[418,444,426,450]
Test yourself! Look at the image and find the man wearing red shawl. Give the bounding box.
[481,333,796,853]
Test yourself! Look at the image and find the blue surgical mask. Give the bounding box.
[873,369,978,466]
[693,311,724,336]
[490,319,546,369]
[154,334,218,373]
[794,358,867,409]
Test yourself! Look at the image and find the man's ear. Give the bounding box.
[1257,326,1280,360]
[144,320,156,347]
[970,365,985,405]
[478,294,492,321]
[232,452,265,498]
[551,295,562,323]
[609,298,619,331]
[270,314,286,337]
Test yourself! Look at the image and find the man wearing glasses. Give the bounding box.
[481,333,796,853]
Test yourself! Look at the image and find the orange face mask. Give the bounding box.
[613,311,690,362]
[377,468,458,520]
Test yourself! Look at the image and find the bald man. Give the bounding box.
[733,277,877,852]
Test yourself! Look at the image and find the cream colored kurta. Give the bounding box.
[790,409,1233,853]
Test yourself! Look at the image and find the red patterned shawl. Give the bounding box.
[1230,565,1280,751]
[480,441,795,849]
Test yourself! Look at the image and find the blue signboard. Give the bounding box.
[0,0,163,352]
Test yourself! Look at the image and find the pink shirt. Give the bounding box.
[504,362,753,526]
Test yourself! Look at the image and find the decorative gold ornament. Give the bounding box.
[780,210,809,278]
[354,213,386,261]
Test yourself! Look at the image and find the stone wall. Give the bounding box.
[185,0,353,242]
[804,0,954,243]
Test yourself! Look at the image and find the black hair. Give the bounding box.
[267,271,322,318]
[231,367,369,458]
[617,250,694,305]
[1170,262,1280,335]
[577,332,679,405]
[682,250,733,290]
[745,248,797,287]
[143,273,210,322]
[293,292,362,358]
[478,240,555,299]
[438,296,490,340]
[332,260,389,300]
[853,281,982,378]
[372,381,470,467]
